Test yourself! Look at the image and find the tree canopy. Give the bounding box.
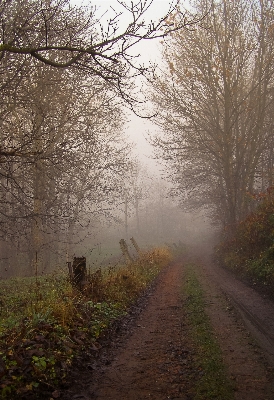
[0,0,192,105]
[151,0,274,229]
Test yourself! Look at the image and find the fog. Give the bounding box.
[74,196,216,270]
[0,0,235,278]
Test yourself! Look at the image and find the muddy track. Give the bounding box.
[200,258,274,366]
[62,262,197,400]
[61,257,274,400]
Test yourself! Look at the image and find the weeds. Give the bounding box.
[0,246,172,399]
[183,265,234,400]
[215,188,274,290]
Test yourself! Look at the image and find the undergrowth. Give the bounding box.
[215,188,274,290]
[183,265,234,400]
[0,246,172,399]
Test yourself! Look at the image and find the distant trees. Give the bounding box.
[0,62,129,274]
[118,170,189,245]
[0,0,197,275]
[120,160,151,239]
[151,0,274,229]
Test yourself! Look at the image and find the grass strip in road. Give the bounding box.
[183,264,234,400]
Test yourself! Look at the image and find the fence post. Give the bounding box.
[67,261,73,282]
[130,237,141,256]
[119,239,133,263]
[71,256,87,291]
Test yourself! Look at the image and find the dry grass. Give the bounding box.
[0,245,173,399]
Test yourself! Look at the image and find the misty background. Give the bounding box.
[5,0,269,277]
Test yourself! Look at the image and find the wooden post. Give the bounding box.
[71,256,87,290]
[130,237,141,256]
[119,239,133,263]
[67,261,73,282]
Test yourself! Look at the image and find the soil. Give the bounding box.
[61,254,274,400]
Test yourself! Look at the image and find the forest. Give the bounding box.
[151,0,274,229]
[0,0,193,277]
[1,0,274,398]
[3,0,273,275]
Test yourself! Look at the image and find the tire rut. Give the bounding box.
[202,259,274,366]
[88,262,193,400]
[61,257,274,400]
[61,262,196,400]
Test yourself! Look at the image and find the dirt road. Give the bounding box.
[62,258,274,400]
[199,257,274,366]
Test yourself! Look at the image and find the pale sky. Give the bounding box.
[73,1,184,169]
[88,1,174,168]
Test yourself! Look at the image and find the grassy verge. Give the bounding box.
[183,264,234,400]
[0,246,172,399]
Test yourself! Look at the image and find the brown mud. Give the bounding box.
[61,256,274,400]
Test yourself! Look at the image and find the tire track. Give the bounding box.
[62,262,197,400]
[199,257,274,367]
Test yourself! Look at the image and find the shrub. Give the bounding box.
[216,188,274,286]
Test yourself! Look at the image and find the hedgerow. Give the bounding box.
[215,188,274,286]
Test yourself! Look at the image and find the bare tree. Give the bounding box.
[0,62,131,275]
[0,0,200,275]
[151,0,274,229]
[0,0,195,111]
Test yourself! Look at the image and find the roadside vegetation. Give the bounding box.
[216,188,274,293]
[183,265,234,400]
[0,246,172,399]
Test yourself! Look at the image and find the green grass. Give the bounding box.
[0,246,172,399]
[183,264,234,400]
[0,273,70,333]
[215,190,274,290]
